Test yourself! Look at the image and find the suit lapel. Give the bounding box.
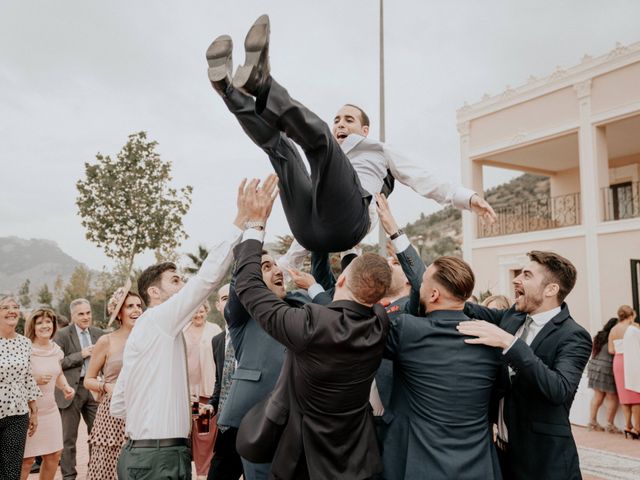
[529,307,569,352]
[67,325,81,353]
[503,313,526,335]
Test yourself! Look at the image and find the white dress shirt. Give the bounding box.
[110,223,242,440]
[497,306,561,442]
[74,324,93,377]
[341,134,475,222]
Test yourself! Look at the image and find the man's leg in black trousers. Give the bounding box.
[256,78,370,252]
[207,428,243,480]
[219,86,314,241]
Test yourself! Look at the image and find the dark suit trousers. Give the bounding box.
[496,441,515,480]
[222,81,370,252]
[60,383,98,479]
[207,427,243,480]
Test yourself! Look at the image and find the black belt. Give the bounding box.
[128,438,190,448]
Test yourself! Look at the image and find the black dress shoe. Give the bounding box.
[206,34,233,96]
[233,14,270,97]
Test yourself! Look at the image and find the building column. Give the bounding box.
[575,79,605,333]
[458,120,481,263]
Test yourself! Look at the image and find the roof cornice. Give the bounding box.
[456,41,640,124]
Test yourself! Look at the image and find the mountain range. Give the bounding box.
[0,237,82,296]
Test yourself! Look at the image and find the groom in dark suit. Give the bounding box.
[383,256,503,480]
[459,251,591,480]
[231,174,392,480]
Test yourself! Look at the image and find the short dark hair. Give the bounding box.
[432,256,475,302]
[347,253,392,304]
[344,104,370,127]
[527,251,576,303]
[137,261,177,306]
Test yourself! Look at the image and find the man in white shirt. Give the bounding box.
[458,251,591,480]
[111,177,269,480]
[205,14,496,256]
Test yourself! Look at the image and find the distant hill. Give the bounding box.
[0,237,83,296]
[2,174,548,298]
[403,173,550,262]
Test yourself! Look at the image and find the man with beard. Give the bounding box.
[216,221,331,479]
[382,256,503,480]
[458,251,592,480]
[231,174,392,480]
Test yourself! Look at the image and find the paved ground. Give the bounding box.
[30,424,639,479]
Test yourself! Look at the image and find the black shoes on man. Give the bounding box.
[206,14,271,99]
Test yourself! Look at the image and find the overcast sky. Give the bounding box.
[2,0,639,271]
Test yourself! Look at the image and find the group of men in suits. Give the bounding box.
[191,173,590,480]
[105,13,593,480]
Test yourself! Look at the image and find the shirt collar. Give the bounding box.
[529,306,561,327]
[74,323,88,336]
[339,133,366,154]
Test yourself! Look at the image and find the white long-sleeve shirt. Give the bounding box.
[110,223,242,440]
[341,134,475,223]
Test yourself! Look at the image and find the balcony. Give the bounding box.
[478,192,581,238]
[602,181,640,221]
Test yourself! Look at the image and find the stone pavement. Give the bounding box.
[29,423,640,479]
[575,425,640,480]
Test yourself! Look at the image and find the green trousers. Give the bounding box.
[116,440,191,479]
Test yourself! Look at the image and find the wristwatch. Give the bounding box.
[389,229,404,240]
[244,220,265,231]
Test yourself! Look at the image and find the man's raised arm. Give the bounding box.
[233,175,314,353]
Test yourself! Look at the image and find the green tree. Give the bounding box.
[184,245,209,276]
[18,279,31,309]
[53,274,65,305]
[37,284,53,307]
[57,265,92,318]
[76,131,193,273]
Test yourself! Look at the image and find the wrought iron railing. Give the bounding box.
[602,181,640,221]
[478,193,581,238]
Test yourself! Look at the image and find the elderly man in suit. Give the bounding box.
[383,256,502,480]
[54,298,104,480]
[231,175,392,480]
[459,251,591,480]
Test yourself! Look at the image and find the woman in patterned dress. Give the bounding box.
[0,295,42,480]
[20,308,75,480]
[84,286,142,480]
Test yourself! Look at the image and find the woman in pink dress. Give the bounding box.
[84,285,142,480]
[20,308,75,480]
[610,305,640,439]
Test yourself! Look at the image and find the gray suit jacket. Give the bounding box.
[383,310,502,480]
[53,324,104,409]
[217,251,311,429]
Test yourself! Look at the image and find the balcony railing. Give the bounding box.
[602,181,640,221]
[478,192,581,238]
